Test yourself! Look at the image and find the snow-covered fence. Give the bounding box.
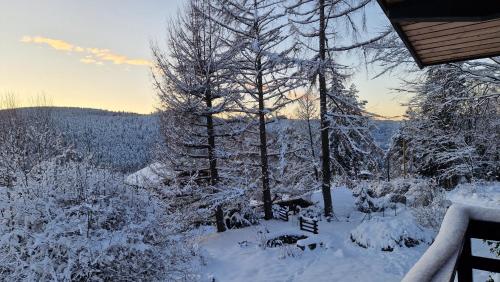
[299,216,318,234]
[403,204,500,282]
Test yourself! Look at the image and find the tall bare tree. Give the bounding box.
[152,0,241,232]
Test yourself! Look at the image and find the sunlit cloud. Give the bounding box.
[21,36,151,67]
[21,36,74,51]
[80,57,97,64]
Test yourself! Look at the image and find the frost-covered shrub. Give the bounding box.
[350,212,433,252]
[298,202,323,219]
[0,157,200,281]
[353,182,378,213]
[405,179,438,207]
[353,178,440,214]
[412,189,451,229]
[224,206,259,230]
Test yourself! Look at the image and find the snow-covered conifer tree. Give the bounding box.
[287,0,389,216]
[328,84,382,178]
[152,0,244,231]
[212,0,303,220]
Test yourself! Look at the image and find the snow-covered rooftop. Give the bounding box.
[124,162,173,187]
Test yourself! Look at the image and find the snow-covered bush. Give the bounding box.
[411,189,451,229]
[224,207,259,230]
[350,212,433,252]
[0,155,200,281]
[353,178,441,214]
[353,182,378,213]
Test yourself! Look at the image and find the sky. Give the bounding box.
[0,0,411,118]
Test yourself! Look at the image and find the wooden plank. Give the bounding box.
[419,42,500,59]
[408,20,500,41]
[468,220,500,241]
[417,37,500,56]
[422,48,500,65]
[413,31,500,50]
[421,45,500,61]
[400,22,445,31]
[402,21,489,37]
[411,26,500,48]
[470,256,500,273]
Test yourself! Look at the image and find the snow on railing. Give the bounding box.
[403,204,500,282]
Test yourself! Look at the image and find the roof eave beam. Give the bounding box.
[385,0,500,22]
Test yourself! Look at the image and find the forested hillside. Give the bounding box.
[7,107,161,172]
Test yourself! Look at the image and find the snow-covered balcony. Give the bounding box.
[403,204,500,282]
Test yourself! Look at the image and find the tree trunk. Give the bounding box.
[318,0,333,217]
[215,205,226,232]
[205,89,219,185]
[205,88,225,232]
[257,55,273,220]
[307,117,319,181]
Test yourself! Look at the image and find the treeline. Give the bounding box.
[152,0,388,230]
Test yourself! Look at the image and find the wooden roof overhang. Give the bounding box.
[377,0,500,68]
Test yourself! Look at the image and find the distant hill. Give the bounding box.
[370,120,401,151]
[2,107,399,172]
[2,107,162,172]
[52,108,162,172]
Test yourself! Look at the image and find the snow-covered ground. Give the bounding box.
[198,187,430,282]
[197,183,500,282]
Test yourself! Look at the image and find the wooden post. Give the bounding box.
[215,205,226,233]
[457,237,473,282]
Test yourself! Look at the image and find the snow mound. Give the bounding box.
[350,213,433,251]
[447,182,500,208]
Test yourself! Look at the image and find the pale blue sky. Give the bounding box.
[0,0,409,117]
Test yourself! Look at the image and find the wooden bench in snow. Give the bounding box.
[403,204,500,282]
[278,206,289,221]
[299,216,318,234]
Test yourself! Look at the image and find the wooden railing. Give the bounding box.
[403,205,500,282]
[454,220,500,281]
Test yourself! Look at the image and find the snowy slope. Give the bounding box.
[198,183,499,282]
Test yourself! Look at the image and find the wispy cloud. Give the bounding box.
[21,36,151,67]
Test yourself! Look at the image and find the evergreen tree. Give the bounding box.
[212,0,302,220]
